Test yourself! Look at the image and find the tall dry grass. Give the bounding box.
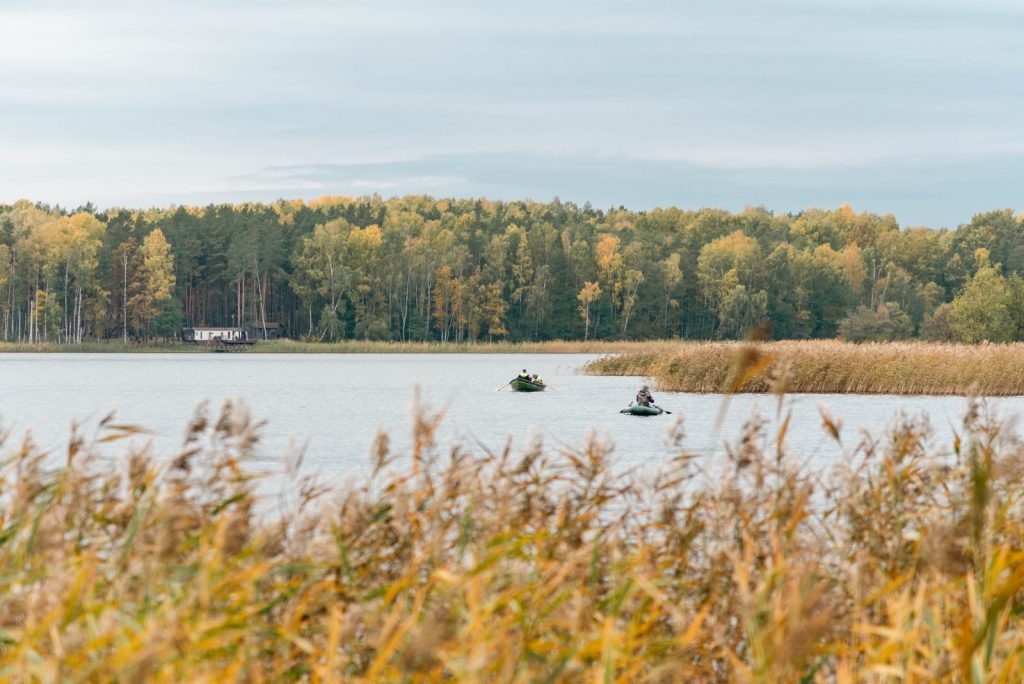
[0,341,199,353]
[588,340,1024,395]
[2,389,1024,680]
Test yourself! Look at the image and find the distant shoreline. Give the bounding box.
[0,339,648,355]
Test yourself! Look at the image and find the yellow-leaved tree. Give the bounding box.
[577,281,602,340]
[128,229,175,340]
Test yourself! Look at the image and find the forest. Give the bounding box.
[0,196,1022,345]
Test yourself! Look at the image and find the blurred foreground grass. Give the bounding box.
[2,388,1024,681]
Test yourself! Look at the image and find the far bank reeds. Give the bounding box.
[3,391,1024,680]
[252,338,654,354]
[0,340,200,353]
[0,339,651,354]
[587,340,1024,395]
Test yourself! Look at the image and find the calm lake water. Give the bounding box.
[2,353,1023,491]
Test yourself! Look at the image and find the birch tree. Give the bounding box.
[291,218,351,341]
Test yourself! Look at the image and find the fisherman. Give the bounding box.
[518,369,530,379]
[636,385,654,407]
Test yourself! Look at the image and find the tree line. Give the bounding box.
[1,196,1022,344]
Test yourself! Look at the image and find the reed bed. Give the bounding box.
[587,340,1024,396]
[3,389,1024,681]
[0,341,200,353]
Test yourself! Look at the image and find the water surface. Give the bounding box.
[2,353,1021,490]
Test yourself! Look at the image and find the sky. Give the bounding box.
[1,0,1022,228]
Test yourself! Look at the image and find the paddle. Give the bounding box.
[495,382,511,391]
[652,404,672,414]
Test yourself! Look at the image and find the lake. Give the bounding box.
[2,353,1022,492]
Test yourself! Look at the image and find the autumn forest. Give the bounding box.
[1,196,1022,345]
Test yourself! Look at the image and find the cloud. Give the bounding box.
[1,1,1022,226]
[184,151,1024,229]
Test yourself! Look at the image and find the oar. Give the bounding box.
[495,382,511,391]
[652,404,672,414]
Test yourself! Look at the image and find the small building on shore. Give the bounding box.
[182,327,251,344]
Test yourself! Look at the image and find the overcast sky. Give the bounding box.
[1,0,1022,227]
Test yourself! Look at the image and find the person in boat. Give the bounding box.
[532,374,543,384]
[636,385,654,407]
[518,369,530,379]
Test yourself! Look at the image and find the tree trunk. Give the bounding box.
[253,253,269,340]
[123,249,129,344]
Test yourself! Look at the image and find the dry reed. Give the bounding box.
[587,340,1024,396]
[2,383,1024,680]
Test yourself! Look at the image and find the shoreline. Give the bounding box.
[0,339,643,354]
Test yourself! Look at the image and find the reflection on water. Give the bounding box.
[2,353,1022,490]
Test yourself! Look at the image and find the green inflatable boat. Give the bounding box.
[620,404,664,416]
[509,376,546,392]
